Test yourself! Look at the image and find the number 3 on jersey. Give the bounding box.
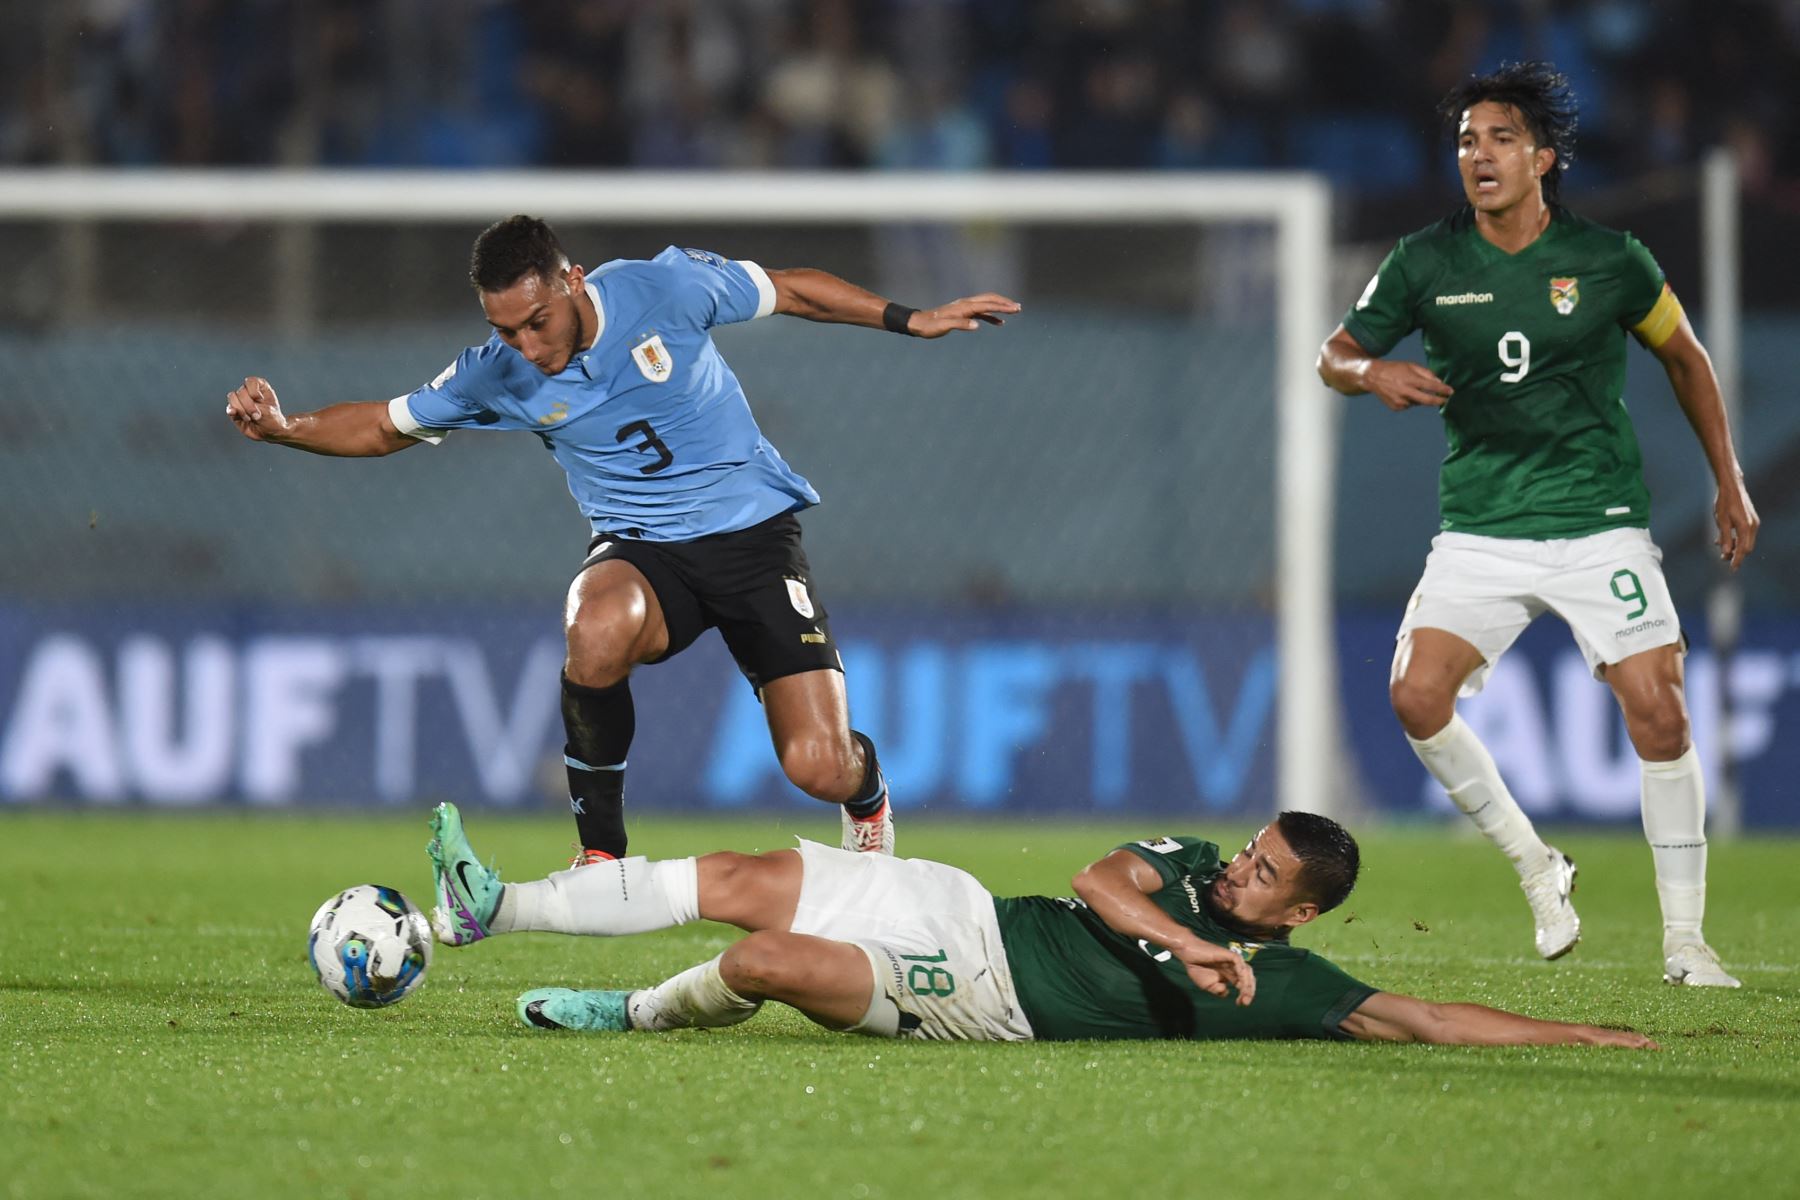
[615,420,675,474]
[1498,331,1531,382]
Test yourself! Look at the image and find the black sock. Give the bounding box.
[842,730,888,819]
[562,673,634,856]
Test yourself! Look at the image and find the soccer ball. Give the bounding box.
[307,884,433,1009]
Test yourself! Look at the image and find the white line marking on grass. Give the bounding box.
[1327,952,1800,975]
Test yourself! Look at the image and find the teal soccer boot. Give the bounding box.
[426,802,504,946]
[518,988,634,1032]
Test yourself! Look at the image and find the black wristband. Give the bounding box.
[882,302,918,335]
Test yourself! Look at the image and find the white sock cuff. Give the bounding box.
[1640,744,1701,778]
[651,857,701,926]
[1640,745,1706,848]
[1405,714,1465,755]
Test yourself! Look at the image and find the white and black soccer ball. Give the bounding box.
[307,884,432,1009]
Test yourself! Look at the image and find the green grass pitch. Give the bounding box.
[4,810,1796,1199]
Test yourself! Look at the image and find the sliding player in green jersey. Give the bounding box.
[1317,63,1757,986]
[422,802,1655,1049]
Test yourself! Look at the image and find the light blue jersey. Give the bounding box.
[388,246,819,541]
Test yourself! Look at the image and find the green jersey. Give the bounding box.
[993,837,1375,1041]
[1342,206,1684,539]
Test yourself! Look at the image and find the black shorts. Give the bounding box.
[577,512,842,693]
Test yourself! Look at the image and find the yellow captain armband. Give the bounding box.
[1631,284,1683,349]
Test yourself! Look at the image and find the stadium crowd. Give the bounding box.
[4,0,1794,201]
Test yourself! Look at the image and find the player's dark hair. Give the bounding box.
[1439,60,1578,203]
[1275,810,1360,913]
[469,215,570,292]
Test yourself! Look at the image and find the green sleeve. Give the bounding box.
[1341,240,1419,356]
[1117,837,1220,887]
[1291,955,1378,1040]
[1617,233,1668,328]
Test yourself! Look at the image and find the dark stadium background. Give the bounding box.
[1,0,1796,827]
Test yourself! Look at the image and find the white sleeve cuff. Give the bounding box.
[387,394,446,445]
[739,259,777,320]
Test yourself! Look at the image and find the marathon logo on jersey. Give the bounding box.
[785,577,815,619]
[1433,291,1494,306]
[631,334,674,383]
[1550,277,1580,315]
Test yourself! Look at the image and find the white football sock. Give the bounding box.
[1408,714,1552,877]
[489,855,700,936]
[1640,745,1708,952]
[627,956,762,1032]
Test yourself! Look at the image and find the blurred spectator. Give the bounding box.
[521,1,634,166]
[1059,54,1162,168]
[756,0,898,167]
[994,78,1055,169]
[1644,78,1694,169]
[878,75,989,171]
[621,1,753,168]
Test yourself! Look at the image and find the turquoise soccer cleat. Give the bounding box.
[426,802,504,946]
[517,988,635,1032]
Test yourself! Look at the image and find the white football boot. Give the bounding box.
[1663,942,1741,988]
[1520,847,1581,960]
[840,798,895,855]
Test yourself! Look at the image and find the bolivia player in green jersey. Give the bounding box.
[421,802,1655,1049]
[1317,63,1757,986]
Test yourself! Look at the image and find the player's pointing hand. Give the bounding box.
[225,376,291,442]
[911,293,1022,338]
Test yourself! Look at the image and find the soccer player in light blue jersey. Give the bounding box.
[227,215,1019,864]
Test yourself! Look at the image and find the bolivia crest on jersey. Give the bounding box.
[631,334,674,382]
[1550,277,1580,315]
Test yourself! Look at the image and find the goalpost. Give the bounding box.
[0,168,1344,818]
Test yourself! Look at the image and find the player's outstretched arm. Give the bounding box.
[1645,317,1760,569]
[766,268,1020,339]
[1071,850,1257,1006]
[226,376,420,457]
[1315,325,1453,411]
[1338,990,1658,1049]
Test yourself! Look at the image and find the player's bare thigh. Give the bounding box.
[1390,627,1488,739]
[719,930,874,1028]
[1600,642,1691,761]
[562,558,670,687]
[696,848,805,932]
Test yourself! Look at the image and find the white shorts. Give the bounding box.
[1398,527,1684,697]
[789,841,1034,1043]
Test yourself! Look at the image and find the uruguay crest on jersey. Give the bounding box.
[631,333,674,382]
[1550,276,1579,315]
[785,576,815,618]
